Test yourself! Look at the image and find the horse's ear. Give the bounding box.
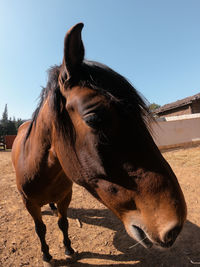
[63,23,84,79]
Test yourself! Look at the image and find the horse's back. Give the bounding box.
[12,120,31,167]
[18,120,31,132]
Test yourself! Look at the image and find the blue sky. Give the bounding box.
[0,0,200,119]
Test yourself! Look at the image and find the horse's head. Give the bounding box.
[54,23,187,249]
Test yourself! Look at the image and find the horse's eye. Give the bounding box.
[83,109,110,128]
[84,113,103,128]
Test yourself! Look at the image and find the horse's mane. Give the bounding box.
[25,61,153,142]
[25,66,61,141]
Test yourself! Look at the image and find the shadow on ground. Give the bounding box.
[43,207,200,266]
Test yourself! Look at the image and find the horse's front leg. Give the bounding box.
[24,200,53,265]
[57,190,74,257]
[35,220,52,262]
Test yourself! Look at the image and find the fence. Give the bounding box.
[4,135,16,149]
[152,116,200,150]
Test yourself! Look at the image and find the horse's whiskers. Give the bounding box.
[129,237,147,249]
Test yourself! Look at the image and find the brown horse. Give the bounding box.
[12,23,187,265]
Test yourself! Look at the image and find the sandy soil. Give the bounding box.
[0,147,200,267]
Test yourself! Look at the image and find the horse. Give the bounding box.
[12,23,187,266]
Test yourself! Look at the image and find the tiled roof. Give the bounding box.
[154,93,200,114]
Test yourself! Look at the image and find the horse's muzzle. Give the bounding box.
[157,225,182,248]
[130,223,182,249]
[130,225,153,248]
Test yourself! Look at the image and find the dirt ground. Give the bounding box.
[0,147,200,267]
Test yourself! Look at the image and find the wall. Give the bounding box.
[192,100,200,113]
[3,118,200,150]
[5,135,16,149]
[152,117,200,149]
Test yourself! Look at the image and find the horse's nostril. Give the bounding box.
[164,226,181,246]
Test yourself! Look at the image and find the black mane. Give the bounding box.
[25,60,152,141]
[25,66,61,141]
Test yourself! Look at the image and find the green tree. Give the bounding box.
[6,119,17,135]
[1,104,8,126]
[0,104,24,135]
[0,124,4,136]
[149,103,161,112]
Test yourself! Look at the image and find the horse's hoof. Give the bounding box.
[65,251,77,261]
[43,259,54,267]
